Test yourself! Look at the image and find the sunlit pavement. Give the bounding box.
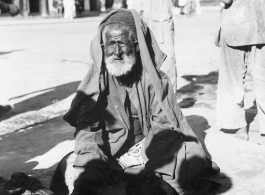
[1,10,265,194]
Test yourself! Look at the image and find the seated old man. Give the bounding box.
[50,9,219,195]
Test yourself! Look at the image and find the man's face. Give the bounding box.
[103,24,137,77]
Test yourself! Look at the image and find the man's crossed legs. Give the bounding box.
[50,141,213,195]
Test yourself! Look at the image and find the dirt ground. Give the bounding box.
[1,9,265,194]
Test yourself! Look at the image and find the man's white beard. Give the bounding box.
[105,54,136,77]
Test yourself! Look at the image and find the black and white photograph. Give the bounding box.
[1,0,265,194]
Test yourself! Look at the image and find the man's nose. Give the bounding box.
[114,43,122,56]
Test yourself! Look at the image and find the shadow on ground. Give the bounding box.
[186,115,233,194]
[0,81,80,122]
[178,72,234,194]
[0,116,75,188]
[0,50,24,56]
[0,73,234,193]
[177,71,218,109]
[220,102,258,135]
[186,115,212,159]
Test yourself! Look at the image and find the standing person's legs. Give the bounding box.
[100,0,106,12]
[159,20,177,92]
[195,0,201,15]
[71,0,76,18]
[67,1,73,19]
[71,5,76,18]
[249,45,265,135]
[63,3,69,19]
[58,6,63,18]
[216,33,249,139]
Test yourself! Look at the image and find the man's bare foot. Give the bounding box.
[236,126,249,141]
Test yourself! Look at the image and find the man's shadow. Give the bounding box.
[0,50,23,56]
[0,81,80,121]
[177,71,218,109]
[0,115,75,188]
[186,115,212,159]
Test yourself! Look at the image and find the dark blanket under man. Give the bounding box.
[50,9,219,195]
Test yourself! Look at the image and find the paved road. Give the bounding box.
[0,17,100,104]
[1,11,220,106]
[0,11,221,123]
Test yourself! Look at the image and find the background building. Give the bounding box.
[0,0,102,17]
[0,0,222,18]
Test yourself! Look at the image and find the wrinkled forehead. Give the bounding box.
[102,24,132,43]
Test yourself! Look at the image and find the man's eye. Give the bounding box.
[106,42,127,48]
[108,43,115,46]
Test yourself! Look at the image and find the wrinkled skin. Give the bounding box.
[103,24,138,60]
[102,24,140,86]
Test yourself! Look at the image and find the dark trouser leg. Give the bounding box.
[158,20,177,93]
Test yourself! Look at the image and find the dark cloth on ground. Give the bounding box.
[1,173,53,195]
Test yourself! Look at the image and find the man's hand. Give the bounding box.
[8,4,19,16]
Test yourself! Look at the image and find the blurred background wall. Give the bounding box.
[0,0,221,17]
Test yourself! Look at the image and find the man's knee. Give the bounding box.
[72,167,108,194]
[50,152,75,194]
[185,142,208,174]
[59,153,108,194]
[164,142,208,194]
[51,152,110,194]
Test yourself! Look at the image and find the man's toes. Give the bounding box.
[235,133,249,141]
[235,127,249,141]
